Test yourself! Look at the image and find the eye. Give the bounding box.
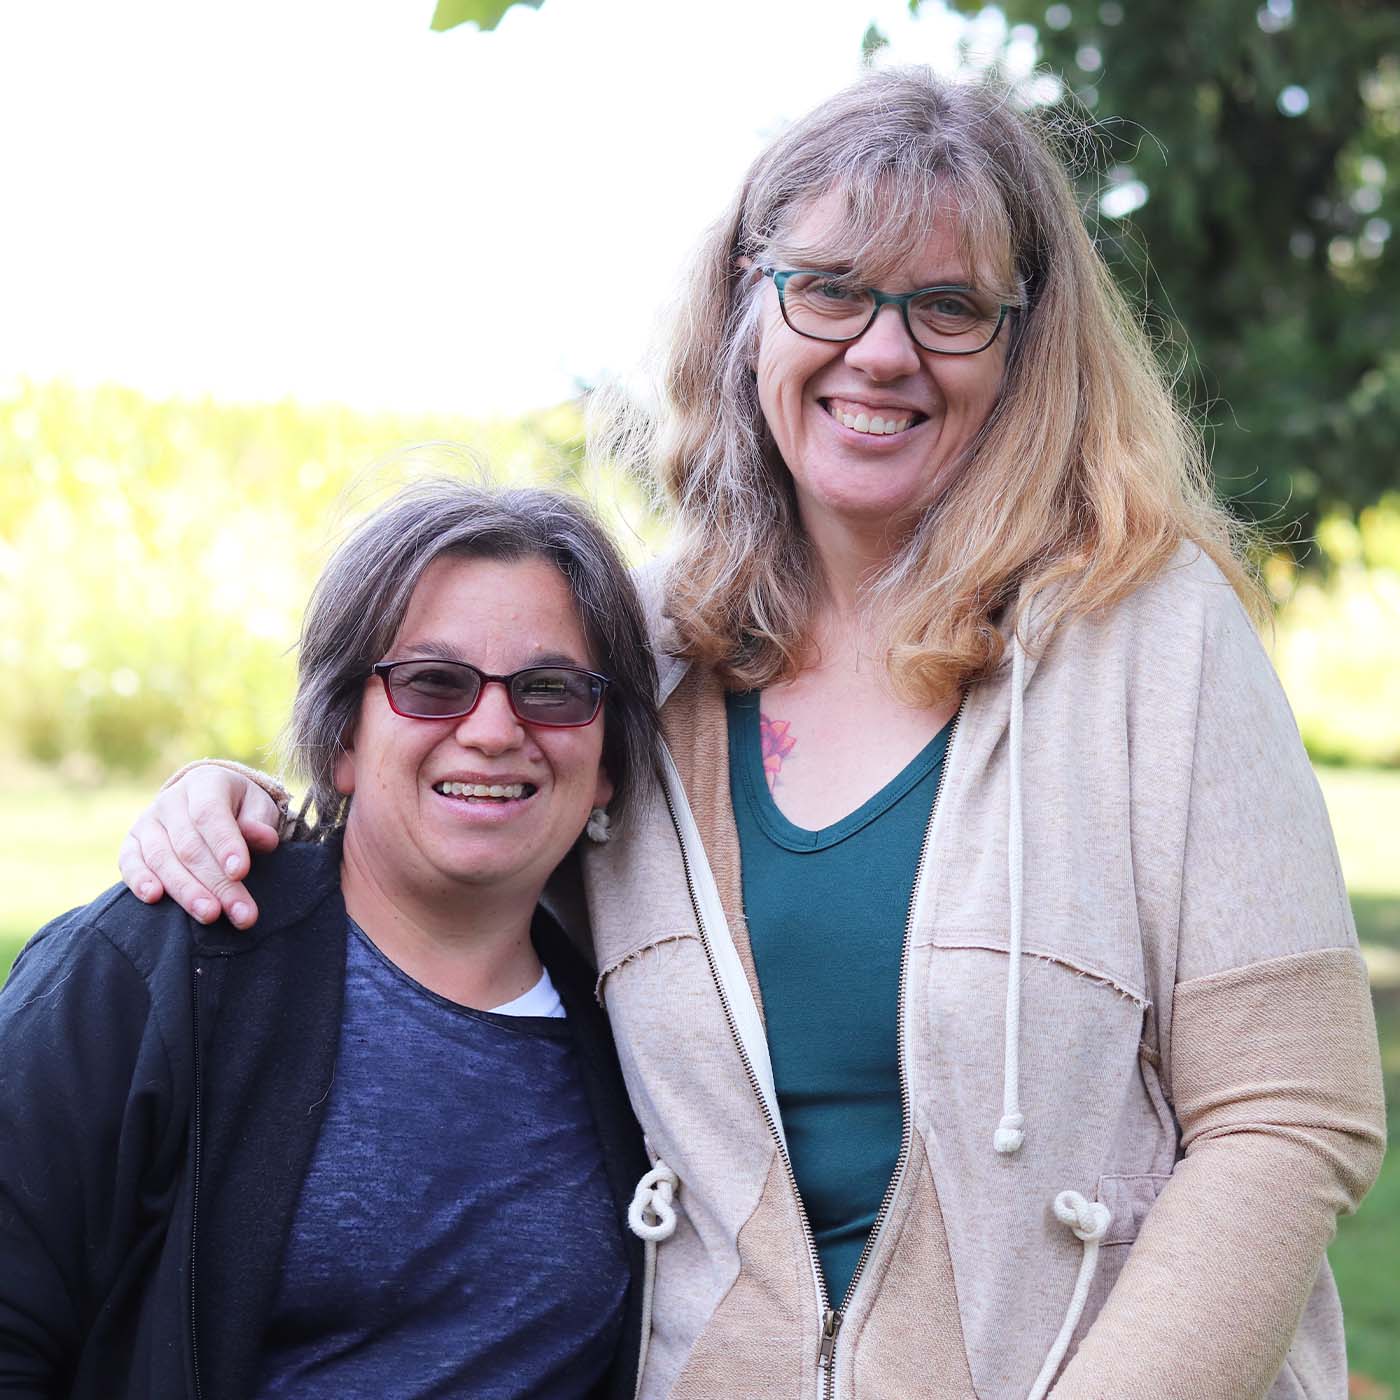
[922,291,977,318]
[517,672,570,703]
[809,279,859,303]
[400,664,471,695]
[784,271,869,315]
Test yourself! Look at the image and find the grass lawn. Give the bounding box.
[1,762,1397,1390]
[0,766,157,961]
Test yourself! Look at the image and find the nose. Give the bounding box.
[453,680,526,754]
[843,303,922,381]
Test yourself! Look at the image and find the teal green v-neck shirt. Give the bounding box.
[726,691,951,1306]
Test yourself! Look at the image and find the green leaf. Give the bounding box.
[430,0,542,33]
[861,22,890,65]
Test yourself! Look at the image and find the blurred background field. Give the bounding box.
[3,0,1399,1389]
[0,382,662,783]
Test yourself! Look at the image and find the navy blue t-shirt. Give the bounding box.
[253,921,629,1399]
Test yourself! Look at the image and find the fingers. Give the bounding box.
[118,832,166,905]
[183,789,262,924]
[118,770,271,929]
[241,818,283,853]
[234,784,285,856]
[140,811,247,925]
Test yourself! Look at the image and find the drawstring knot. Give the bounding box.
[993,1112,1025,1155]
[1052,1189,1111,1243]
[628,1162,679,1242]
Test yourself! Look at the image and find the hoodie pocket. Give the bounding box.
[908,931,1173,1396]
[925,927,1149,1005]
[912,929,1150,1138]
[1061,1172,1174,1359]
[1095,1172,1172,1245]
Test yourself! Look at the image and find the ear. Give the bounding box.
[592,764,615,812]
[332,728,357,798]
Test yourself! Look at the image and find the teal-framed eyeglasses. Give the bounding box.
[761,267,1015,356]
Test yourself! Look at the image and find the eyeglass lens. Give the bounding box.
[384,661,603,726]
[780,273,1002,352]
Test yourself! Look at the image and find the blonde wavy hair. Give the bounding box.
[600,67,1260,701]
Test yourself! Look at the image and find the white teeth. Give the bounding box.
[435,781,526,799]
[832,404,912,436]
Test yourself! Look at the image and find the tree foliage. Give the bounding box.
[942,0,1400,550]
[430,0,539,34]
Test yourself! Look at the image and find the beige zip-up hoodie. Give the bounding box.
[585,546,1386,1400]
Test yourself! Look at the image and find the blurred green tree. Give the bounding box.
[940,0,1400,552]
[430,0,536,32]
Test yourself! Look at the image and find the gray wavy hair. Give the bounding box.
[286,476,660,831]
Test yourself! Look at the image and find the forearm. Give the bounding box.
[1053,949,1386,1400]
[1053,1135,1370,1398]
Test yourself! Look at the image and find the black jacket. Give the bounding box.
[0,841,647,1400]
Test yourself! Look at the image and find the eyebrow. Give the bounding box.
[393,641,590,668]
[771,256,978,288]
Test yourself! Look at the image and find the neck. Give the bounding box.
[338,825,544,1011]
[801,507,909,655]
[802,507,907,612]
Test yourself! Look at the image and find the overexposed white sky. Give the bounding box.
[0,0,1014,415]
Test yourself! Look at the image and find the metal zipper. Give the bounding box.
[658,773,834,1400]
[189,963,205,1400]
[818,1307,843,1372]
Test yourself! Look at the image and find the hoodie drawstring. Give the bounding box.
[1025,1191,1113,1400]
[995,631,1028,1156]
[628,1160,679,1399]
[992,630,1116,1396]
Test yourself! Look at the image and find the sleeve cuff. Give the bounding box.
[160,759,295,838]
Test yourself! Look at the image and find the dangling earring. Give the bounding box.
[585,807,611,844]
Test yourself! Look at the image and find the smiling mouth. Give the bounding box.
[432,781,537,802]
[822,397,927,437]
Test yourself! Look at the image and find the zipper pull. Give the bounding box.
[817,1308,843,1369]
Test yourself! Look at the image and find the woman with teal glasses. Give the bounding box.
[112,68,1384,1398]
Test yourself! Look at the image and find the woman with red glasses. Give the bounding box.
[0,479,660,1400]
[111,68,1383,1399]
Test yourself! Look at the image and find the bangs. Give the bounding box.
[760,168,1021,303]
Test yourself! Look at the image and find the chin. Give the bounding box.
[814,481,930,528]
[423,841,527,890]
